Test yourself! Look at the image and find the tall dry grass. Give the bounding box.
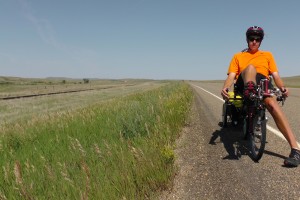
[0,81,193,199]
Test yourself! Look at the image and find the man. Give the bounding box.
[221,26,300,167]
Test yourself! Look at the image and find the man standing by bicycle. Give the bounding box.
[221,26,300,167]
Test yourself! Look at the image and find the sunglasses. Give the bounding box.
[248,37,262,42]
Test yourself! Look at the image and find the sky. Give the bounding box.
[1,0,300,80]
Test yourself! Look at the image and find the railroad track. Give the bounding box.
[0,84,137,100]
[0,89,95,100]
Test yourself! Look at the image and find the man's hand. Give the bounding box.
[221,73,236,101]
[221,88,230,101]
[280,87,289,98]
[271,72,289,98]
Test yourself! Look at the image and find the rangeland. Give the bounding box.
[0,77,193,199]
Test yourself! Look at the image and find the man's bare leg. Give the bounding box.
[265,97,299,149]
[241,65,257,99]
[241,64,257,84]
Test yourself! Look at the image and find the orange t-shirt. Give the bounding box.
[227,50,278,79]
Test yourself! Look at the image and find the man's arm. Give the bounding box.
[272,72,289,97]
[221,72,236,100]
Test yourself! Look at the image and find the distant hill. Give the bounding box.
[282,75,300,88]
[282,75,300,79]
[1,75,300,87]
[0,76,78,85]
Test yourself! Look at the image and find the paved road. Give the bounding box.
[192,82,300,143]
[161,81,300,200]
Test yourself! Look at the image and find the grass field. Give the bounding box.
[195,75,300,88]
[0,78,168,127]
[0,77,164,97]
[0,77,193,199]
[281,75,300,88]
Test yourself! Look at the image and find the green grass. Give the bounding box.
[0,82,193,199]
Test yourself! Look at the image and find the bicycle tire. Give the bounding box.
[248,112,267,161]
[222,103,228,127]
[242,117,247,139]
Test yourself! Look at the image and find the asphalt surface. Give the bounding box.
[160,82,300,200]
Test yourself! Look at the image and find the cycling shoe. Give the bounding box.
[243,81,257,102]
[284,148,300,167]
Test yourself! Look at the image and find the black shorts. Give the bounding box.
[235,73,273,94]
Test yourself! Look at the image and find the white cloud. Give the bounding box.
[17,0,99,66]
[18,0,58,46]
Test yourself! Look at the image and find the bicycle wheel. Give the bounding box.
[222,103,229,127]
[248,111,267,161]
[242,117,247,139]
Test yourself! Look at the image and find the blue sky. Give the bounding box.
[1,0,300,80]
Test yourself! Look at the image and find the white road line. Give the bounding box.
[191,83,300,145]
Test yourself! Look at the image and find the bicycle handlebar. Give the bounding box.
[226,87,286,105]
